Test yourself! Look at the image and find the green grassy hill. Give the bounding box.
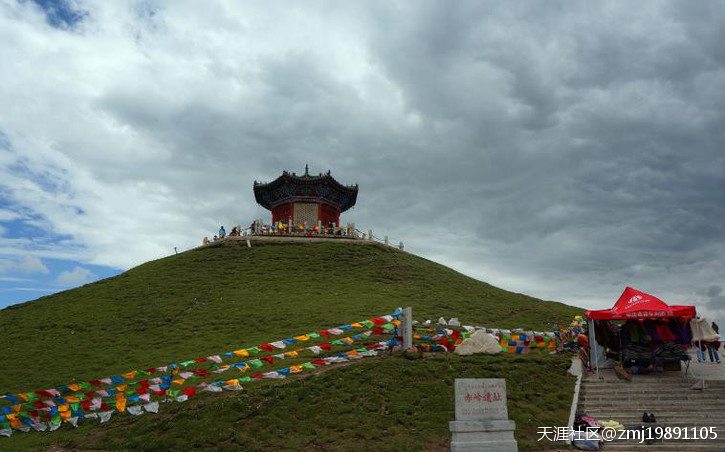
[1,239,582,450]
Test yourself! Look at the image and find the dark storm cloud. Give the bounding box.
[1,1,725,322]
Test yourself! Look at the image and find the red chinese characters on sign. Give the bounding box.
[455,378,508,421]
[463,391,503,403]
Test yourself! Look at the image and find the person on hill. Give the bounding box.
[713,322,720,334]
[219,226,226,238]
[213,234,218,241]
[250,220,257,233]
[203,236,210,245]
[230,226,238,237]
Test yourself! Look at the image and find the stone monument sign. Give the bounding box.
[450,378,518,452]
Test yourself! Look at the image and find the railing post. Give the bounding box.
[384,236,389,246]
[403,306,413,350]
[368,229,373,241]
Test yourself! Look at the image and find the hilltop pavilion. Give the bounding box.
[253,166,358,227]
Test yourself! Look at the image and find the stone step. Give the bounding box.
[581,397,725,404]
[580,404,725,411]
[580,414,725,420]
[582,386,723,393]
[603,444,725,451]
[583,379,725,385]
[582,386,725,391]
[576,418,725,427]
[583,382,725,388]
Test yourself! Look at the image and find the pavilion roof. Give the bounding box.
[253,166,358,211]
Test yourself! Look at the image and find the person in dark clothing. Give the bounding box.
[713,322,720,334]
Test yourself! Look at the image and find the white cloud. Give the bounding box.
[55,266,96,287]
[16,256,50,275]
[0,1,724,328]
[0,209,20,222]
[0,259,12,274]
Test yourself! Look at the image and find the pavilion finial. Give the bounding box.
[304,164,309,176]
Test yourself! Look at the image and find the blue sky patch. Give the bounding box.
[30,0,87,29]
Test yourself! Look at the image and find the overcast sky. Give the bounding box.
[1,1,724,325]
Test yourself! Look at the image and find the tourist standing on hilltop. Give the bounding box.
[219,226,226,238]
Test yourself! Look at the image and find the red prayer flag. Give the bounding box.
[182,387,196,398]
[260,344,274,352]
[261,356,274,364]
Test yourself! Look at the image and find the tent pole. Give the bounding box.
[589,318,600,380]
[698,319,705,390]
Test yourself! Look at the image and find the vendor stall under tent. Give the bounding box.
[585,287,698,382]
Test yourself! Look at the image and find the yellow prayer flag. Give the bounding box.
[115,385,127,392]
[351,323,363,328]
[17,394,28,402]
[289,366,303,373]
[116,397,127,412]
[122,371,137,380]
[65,396,80,403]
[5,414,16,421]
[233,349,249,357]
[294,335,310,341]
[60,411,71,421]
[172,378,185,386]
[58,404,69,413]
[67,384,81,392]
[225,379,239,386]
[285,351,299,358]
[12,404,21,413]
[10,419,21,427]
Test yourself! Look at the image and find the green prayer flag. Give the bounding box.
[361,320,374,328]
[180,360,195,367]
[240,377,252,382]
[308,332,320,339]
[247,347,260,355]
[249,360,263,368]
[302,362,316,369]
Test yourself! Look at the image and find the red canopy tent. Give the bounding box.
[586,287,696,320]
[585,287,698,380]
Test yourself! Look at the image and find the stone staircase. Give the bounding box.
[577,375,725,450]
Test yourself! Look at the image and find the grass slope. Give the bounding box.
[1,240,580,394]
[3,353,575,452]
